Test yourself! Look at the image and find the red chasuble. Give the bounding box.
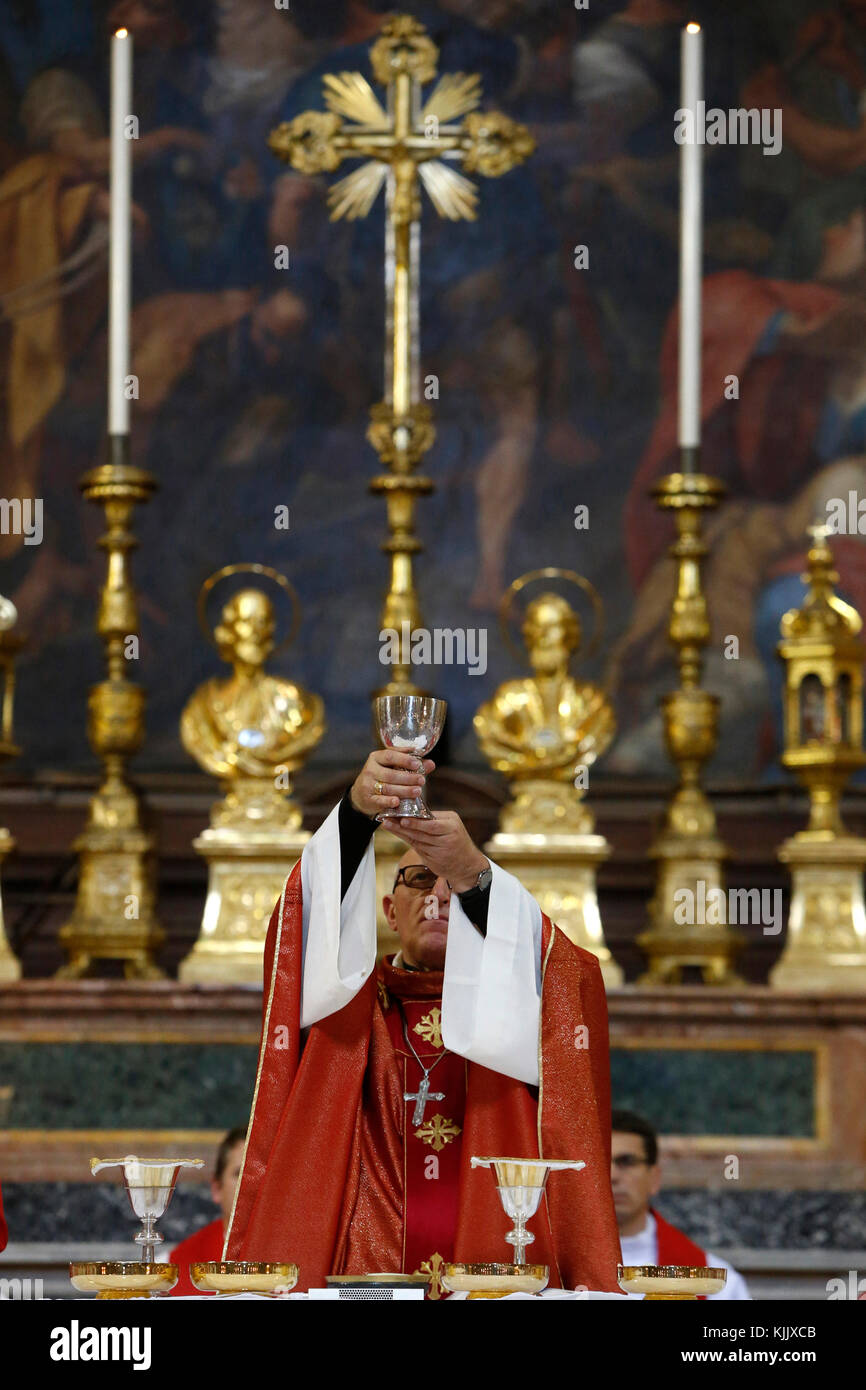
[168,1218,224,1296]
[225,862,621,1293]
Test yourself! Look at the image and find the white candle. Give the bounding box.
[109,28,132,436]
[678,22,703,458]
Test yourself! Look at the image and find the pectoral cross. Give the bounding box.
[404,1073,445,1126]
[268,13,533,693]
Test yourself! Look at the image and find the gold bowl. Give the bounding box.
[190,1261,299,1296]
[69,1261,177,1299]
[617,1264,727,1300]
[442,1262,549,1299]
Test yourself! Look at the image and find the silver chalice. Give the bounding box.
[373,695,447,820]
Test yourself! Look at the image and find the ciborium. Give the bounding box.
[617,1264,727,1300]
[470,1155,585,1265]
[441,1263,549,1299]
[191,1261,299,1297]
[374,694,446,820]
[70,1155,203,1298]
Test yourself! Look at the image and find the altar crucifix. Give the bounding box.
[268,13,533,693]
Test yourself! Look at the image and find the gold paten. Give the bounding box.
[617,1263,727,1300]
[269,14,533,694]
[190,1261,299,1296]
[0,595,22,981]
[442,1262,549,1299]
[772,526,866,990]
[636,473,743,985]
[179,568,324,985]
[475,571,621,986]
[58,448,163,978]
[69,1261,177,1299]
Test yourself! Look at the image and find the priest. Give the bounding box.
[225,748,621,1291]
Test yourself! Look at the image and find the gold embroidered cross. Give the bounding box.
[417,1251,445,1300]
[414,1005,443,1050]
[414,1113,461,1151]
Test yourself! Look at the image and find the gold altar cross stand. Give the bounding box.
[269,14,533,692]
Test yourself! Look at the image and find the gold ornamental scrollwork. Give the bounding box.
[268,112,343,173]
[369,15,438,85]
[461,111,536,177]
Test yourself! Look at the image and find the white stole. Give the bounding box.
[296,803,542,1084]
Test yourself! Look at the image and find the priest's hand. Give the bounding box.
[380,810,489,893]
[349,750,435,819]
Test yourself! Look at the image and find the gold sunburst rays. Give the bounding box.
[418,161,478,221]
[328,161,389,220]
[323,71,388,128]
[421,72,481,125]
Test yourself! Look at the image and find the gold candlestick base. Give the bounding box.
[57,444,163,979]
[57,822,163,980]
[637,470,742,986]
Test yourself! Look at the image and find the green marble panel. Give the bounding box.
[611,1047,815,1137]
[0,1043,259,1129]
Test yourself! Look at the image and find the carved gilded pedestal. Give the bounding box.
[0,595,22,981]
[0,826,19,983]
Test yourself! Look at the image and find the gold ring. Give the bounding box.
[374,780,384,797]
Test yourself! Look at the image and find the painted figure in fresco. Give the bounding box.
[0,0,213,638]
[744,0,866,181]
[611,186,866,774]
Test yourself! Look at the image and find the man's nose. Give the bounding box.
[435,876,450,906]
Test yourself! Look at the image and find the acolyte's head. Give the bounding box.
[383,848,451,970]
[211,1127,246,1226]
[610,1110,662,1232]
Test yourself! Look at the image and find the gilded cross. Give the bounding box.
[414,1114,462,1151]
[269,14,533,693]
[417,1251,445,1300]
[414,1005,443,1050]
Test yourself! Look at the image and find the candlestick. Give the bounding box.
[109,28,132,436]
[678,22,703,466]
[57,27,161,979]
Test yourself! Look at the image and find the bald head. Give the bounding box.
[384,850,451,970]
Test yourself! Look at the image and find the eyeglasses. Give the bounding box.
[392,865,450,892]
[611,1155,651,1171]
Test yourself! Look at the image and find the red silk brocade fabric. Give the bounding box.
[226,862,621,1292]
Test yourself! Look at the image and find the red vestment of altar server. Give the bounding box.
[225,861,621,1292]
[169,1218,224,1297]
